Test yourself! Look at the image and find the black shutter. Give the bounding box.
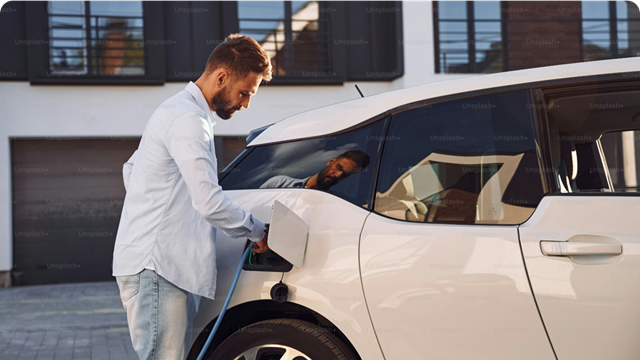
[343,1,403,81]
[164,1,224,82]
[0,1,29,80]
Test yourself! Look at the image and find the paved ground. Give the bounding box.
[0,281,137,360]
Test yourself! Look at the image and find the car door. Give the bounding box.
[519,86,640,360]
[360,90,555,359]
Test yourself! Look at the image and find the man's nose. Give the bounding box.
[240,96,251,109]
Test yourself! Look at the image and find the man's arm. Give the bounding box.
[122,150,138,192]
[164,112,266,243]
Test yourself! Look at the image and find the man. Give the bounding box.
[112,34,271,360]
[260,150,370,191]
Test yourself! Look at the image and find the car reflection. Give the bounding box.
[375,150,541,224]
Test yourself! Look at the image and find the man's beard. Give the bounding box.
[210,85,240,120]
[315,166,338,190]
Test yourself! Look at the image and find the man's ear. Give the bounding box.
[214,69,229,88]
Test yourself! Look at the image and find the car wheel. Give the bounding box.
[209,318,358,360]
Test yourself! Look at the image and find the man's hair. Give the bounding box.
[204,34,272,81]
[338,150,371,170]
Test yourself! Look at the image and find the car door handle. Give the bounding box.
[540,241,622,256]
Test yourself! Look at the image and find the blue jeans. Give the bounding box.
[116,269,201,360]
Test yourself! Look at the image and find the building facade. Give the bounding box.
[0,1,638,286]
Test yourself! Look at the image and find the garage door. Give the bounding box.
[11,138,139,285]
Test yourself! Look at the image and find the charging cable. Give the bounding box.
[196,241,258,360]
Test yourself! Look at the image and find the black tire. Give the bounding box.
[209,319,359,360]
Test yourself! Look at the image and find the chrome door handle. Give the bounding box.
[540,241,622,256]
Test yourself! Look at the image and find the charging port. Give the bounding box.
[242,239,293,272]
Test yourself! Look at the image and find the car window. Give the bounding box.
[596,130,639,193]
[547,89,640,194]
[220,119,386,208]
[374,89,543,225]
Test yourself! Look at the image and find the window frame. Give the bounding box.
[231,0,345,85]
[433,0,506,74]
[434,1,640,74]
[535,79,640,196]
[371,88,545,225]
[366,75,640,224]
[26,1,165,85]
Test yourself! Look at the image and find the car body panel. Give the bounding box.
[360,213,555,359]
[519,195,640,360]
[190,189,385,360]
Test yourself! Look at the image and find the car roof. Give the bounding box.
[250,58,640,146]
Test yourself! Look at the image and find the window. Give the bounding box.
[24,1,164,84]
[434,1,640,74]
[434,1,503,74]
[582,1,640,60]
[220,119,386,208]
[374,90,543,225]
[48,1,144,76]
[547,89,640,194]
[6,2,402,84]
[238,1,335,81]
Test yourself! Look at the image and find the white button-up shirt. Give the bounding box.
[112,81,266,300]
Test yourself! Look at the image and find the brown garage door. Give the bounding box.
[11,137,139,286]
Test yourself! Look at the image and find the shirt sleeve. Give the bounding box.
[259,176,284,189]
[164,112,266,242]
[122,150,137,192]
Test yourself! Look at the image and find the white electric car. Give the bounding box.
[187,57,640,360]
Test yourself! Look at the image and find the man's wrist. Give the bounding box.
[258,223,269,241]
[248,216,266,242]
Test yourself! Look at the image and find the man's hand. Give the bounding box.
[253,230,269,254]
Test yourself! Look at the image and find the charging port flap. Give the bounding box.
[268,200,308,268]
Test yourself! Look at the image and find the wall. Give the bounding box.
[503,1,582,69]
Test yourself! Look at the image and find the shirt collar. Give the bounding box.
[185,81,218,126]
[301,176,311,188]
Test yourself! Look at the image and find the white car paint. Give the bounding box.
[519,195,640,360]
[190,189,386,360]
[360,214,555,359]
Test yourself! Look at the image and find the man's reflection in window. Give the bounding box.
[260,150,370,192]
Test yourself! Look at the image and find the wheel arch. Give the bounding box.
[186,299,362,360]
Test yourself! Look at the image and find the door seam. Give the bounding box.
[358,212,387,360]
[517,226,559,360]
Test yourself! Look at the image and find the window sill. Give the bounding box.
[260,77,345,86]
[28,77,165,86]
